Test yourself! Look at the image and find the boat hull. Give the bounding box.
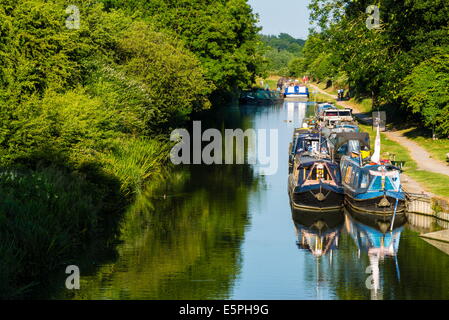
[344,193,406,215]
[239,98,283,105]
[288,182,344,212]
[285,94,309,100]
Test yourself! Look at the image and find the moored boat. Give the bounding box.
[288,130,344,212]
[340,156,406,216]
[340,125,406,218]
[289,156,344,212]
[325,131,370,163]
[239,89,284,105]
[284,84,309,99]
[319,108,354,127]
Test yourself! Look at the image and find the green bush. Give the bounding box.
[400,51,449,136]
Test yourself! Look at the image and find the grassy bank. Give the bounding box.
[402,128,449,163]
[256,75,281,90]
[309,91,334,104]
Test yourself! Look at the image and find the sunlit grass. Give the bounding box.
[402,127,449,163]
[309,92,334,104]
[101,138,169,196]
[342,98,372,113]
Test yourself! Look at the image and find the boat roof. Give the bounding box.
[296,155,338,168]
[342,156,401,172]
[329,132,370,149]
[317,103,336,110]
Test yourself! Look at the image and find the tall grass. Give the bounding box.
[101,138,170,196]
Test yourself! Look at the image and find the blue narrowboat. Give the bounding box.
[288,130,345,212]
[340,155,406,218]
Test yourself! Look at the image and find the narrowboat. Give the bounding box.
[239,89,284,105]
[288,129,344,212]
[340,155,406,217]
[319,108,354,127]
[325,131,370,163]
[289,155,344,212]
[284,84,309,99]
[339,125,406,218]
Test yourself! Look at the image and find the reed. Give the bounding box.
[101,138,170,196]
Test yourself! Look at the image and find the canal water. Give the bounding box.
[46,102,449,300]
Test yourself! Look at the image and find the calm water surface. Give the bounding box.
[47,102,449,300]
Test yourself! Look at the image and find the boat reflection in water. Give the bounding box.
[292,208,345,299]
[292,208,345,258]
[345,209,405,300]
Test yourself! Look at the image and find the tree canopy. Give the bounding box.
[300,0,449,135]
[99,0,262,96]
[258,33,305,75]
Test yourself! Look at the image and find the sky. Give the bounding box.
[247,0,311,40]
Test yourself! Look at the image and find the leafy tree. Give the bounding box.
[100,0,262,95]
[400,51,449,136]
[258,33,305,75]
[303,0,449,130]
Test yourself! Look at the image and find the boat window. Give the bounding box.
[341,162,348,177]
[337,144,348,155]
[297,166,302,182]
[344,165,353,184]
[352,170,360,186]
[338,111,351,116]
[325,111,338,116]
[311,141,319,153]
[295,140,304,152]
[292,139,299,153]
[347,140,360,153]
[333,167,342,182]
[360,173,369,189]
